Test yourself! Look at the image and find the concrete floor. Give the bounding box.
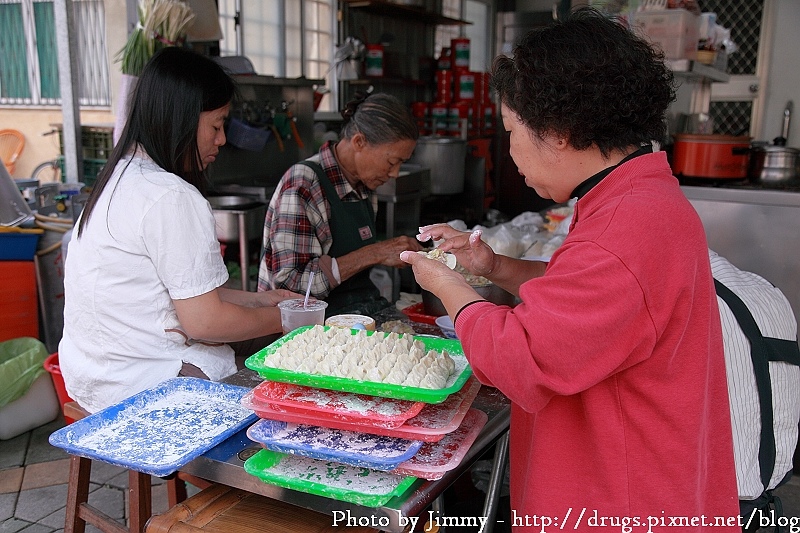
[2,414,800,532]
[0,414,197,533]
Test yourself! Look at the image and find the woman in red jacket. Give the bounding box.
[402,8,740,531]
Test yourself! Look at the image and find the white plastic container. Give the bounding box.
[0,373,61,440]
[370,267,393,302]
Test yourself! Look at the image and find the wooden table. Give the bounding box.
[178,369,511,533]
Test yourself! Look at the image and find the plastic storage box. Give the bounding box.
[632,9,700,60]
[0,262,39,342]
[0,231,41,260]
[57,125,114,159]
[0,337,59,440]
[0,373,60,440]
[57,156,107,188]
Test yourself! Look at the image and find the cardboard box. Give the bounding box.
[633,8,700,60]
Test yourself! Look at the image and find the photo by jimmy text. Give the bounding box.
[331,509,491,533]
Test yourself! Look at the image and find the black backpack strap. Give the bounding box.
[765,337,800,366]
[714,278,776,490]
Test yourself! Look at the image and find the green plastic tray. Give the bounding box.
[245,326,471,403]
[244,449,417,508]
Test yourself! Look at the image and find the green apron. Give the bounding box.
[299,161,389,317]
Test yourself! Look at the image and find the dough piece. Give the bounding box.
[418,248,457,269]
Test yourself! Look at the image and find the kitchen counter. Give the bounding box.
[681,185,800,326]
[180,368,511,532]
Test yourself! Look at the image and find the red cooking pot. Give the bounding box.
[671,134,751,179]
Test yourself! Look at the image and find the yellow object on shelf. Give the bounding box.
[696,49,717,65]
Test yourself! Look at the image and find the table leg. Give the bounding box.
[127,470,152,533]
[238,213,249,291]
[481,431,509,533]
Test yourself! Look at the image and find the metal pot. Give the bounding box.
[671,134,751,179]
[421,284,517,316]
[408,136,467,195]
[208,195,266,243]
[747,102,800,184]
[747,145,800,184]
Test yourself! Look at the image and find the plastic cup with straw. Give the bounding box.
[278,271,327,335]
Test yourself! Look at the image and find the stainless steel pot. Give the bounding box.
[408,136,467,195]
[747,101,800,184]
[747,145,800,184]
[421,284,517,316]
[208,195,266,243]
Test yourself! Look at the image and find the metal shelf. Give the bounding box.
[667,60,730,83]
[340,0,469,25]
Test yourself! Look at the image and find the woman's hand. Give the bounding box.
[417,224,497,278]
[399,248,465,294]
[399,249,483,318]
[371,235,425,268]
[257,289,303,307]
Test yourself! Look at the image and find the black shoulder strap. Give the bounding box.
[297,160,326,181]
[714,278,776,490]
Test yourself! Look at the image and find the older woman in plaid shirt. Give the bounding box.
[258,93,424,316]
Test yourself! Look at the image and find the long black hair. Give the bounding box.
[78,47,236,237]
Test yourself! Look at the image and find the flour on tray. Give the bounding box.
[70,387,252,468]
[267,454,407,495]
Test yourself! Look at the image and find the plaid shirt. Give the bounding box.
[257,141,378,297]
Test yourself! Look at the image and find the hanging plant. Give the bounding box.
[116,0,195,77]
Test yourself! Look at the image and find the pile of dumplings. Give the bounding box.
[264,326,456,389]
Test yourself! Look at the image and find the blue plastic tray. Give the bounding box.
[246,418,423,471]
[48,377,257,476]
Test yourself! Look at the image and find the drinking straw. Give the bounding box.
[303,271,315,309]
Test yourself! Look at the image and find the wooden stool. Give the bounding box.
[62,401,211,533]
[146,484,379,533]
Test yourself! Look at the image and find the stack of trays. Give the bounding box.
[242,326,488,507]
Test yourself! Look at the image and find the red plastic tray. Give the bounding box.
[243,376,481,443]
[392,408,488,480]
[401,302,441,325]
[251,381,425,429]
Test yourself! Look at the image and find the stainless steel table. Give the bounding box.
[180,369,511,533]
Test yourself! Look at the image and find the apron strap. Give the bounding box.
[714,278,776,490]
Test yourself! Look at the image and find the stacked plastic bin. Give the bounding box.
[57,124,113,188]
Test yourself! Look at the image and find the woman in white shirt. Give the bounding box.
[60,47,297,413]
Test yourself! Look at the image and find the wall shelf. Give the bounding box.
[347,77,429,86]
[666,60,730,116]
[667,60,730,83]
[340,0,469,25]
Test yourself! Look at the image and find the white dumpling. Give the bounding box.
[419,372,447,389]
[314,359,334,375]
[393,355,415,374]
[402,372,421,387]
[384,368,406,385]
[376,355,396,376]
[365,367,384,382]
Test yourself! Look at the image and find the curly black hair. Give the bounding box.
[491,7,676,157]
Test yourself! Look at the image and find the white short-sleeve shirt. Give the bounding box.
[59,153,235,413]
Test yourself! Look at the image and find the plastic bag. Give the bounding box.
[0,337,49,407]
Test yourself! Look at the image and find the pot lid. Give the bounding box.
[673,134,751,143]
[750,144,800,154]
